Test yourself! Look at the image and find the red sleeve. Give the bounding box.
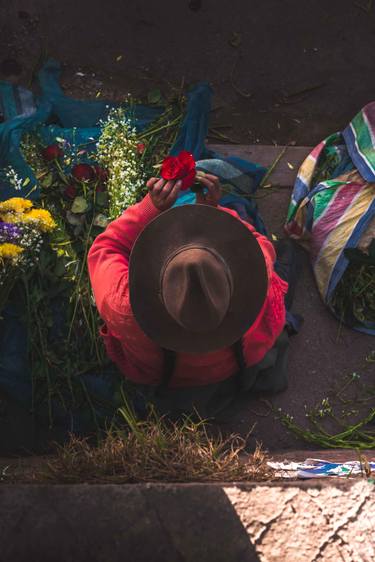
[217,204,276,281]
[87,194,161,327]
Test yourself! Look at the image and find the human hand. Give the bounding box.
[195,173,222,207]
[147,177,181,211]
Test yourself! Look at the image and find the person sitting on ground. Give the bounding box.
[88,173,296,418]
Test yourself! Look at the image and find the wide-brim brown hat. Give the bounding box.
[129,204,268,354]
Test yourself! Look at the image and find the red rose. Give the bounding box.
[42,144,63,161]
[94,165,108,182]
[72,163,95,182]
[161,150,196,191]
[137,143,146,155]
[64,185,77,199]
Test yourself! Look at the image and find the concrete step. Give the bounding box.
[0,480,373,562]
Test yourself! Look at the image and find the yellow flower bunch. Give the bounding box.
[22,209,57,232]
[0,198,33,213]
[0,242,23,260]
[0,198,56,233]
[0,212,21,224]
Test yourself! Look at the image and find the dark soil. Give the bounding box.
[2,0,375,145]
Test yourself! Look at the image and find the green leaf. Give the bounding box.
[71,196,88,214]
[229,32,242,48]
[96,192,108,207]
[53,259,66,277]
[22,177,31,187]
[41,172,53,188]
[147,88,162,105]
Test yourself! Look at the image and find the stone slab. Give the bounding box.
[0,481,374,562]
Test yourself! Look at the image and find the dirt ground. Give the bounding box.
[0,0,374,454]
[2,0,375,145]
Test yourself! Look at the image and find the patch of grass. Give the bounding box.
[278,372,375,449]
[27,404,273,484]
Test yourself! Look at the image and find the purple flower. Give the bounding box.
[0,222,21,243]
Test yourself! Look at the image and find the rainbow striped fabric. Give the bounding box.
[285,103,375,334]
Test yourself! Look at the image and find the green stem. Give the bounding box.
[68,218,95,341]
[138,114,183,140]
[259,146,288,189]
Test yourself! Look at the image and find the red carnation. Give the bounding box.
[72,163,95,182]
[42,144,63,161]
[93,165,108,182]
[137,143,146,155]
[161,150,196,191]
[64,184,77,199]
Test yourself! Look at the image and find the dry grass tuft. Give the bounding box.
[30,405,274,484]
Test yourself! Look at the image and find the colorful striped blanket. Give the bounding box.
[285,105,375,335]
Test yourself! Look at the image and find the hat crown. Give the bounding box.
[161,246,232,334]
[129,203,268,353]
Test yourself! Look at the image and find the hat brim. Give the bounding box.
[129,204,268,353]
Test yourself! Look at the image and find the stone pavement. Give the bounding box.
[0,480,374,561]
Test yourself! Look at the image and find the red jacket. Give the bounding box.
[88,194,288,387]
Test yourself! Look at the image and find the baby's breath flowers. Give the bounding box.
[3,166,23,191]
[97,108,146,219]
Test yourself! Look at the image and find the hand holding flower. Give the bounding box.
[147,177,181,211]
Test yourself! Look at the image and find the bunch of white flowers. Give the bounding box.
[4,167,23,191]
[97,108,146,219]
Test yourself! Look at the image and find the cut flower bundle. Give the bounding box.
[0,96,186,427]
[0,197,56,313]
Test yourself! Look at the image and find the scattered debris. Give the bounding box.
[279,82,326,105]
[259,145,288,188]
[268,458,375,479]
[208,128,241,144]
[229,32,242,49]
